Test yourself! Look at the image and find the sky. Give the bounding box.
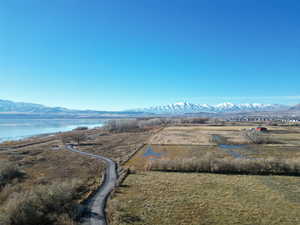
[1,0,300,110]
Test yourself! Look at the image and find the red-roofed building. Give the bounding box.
[256,127,268,132]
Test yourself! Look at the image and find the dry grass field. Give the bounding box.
[124,144,229,171]
[108,172,300,225]
[110,124,300,225]
[149,125,300,146]
[77,130,154,164]
[1,123,300,224]
[0,127,153,225]
[126,144,300,171]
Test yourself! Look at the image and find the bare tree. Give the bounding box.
[71,133,87,145]
[61,133,87,145]
[103,119,139,132]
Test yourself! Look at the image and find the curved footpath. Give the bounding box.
[66,145,117,225]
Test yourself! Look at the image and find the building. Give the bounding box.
[256,127,268,132]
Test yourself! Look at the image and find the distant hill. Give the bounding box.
[0,99,146,118]
[289,104,300,111]
[0,99,71,113]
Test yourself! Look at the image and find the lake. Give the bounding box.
[0,119,104,143]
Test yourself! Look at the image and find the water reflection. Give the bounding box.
[143,145,163,160]
[0,119,104,142]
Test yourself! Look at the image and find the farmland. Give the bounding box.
[109,124,300,225]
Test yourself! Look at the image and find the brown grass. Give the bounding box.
[0,127,154,225]
[149,125,300,146]
[108,124,300,225]
[0,180,84,225]
[149,153,300,175]
[108,172,300,225]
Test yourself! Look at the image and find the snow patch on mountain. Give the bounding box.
[131,102,288,114]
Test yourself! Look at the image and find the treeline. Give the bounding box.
[149,153,300,176]
[103,117,210,132]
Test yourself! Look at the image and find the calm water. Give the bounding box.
[0,119,104,143]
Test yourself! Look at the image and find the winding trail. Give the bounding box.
[66,145,117,225]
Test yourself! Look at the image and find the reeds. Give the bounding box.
[149,154,300,176]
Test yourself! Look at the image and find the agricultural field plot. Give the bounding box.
[125,125,300,170]
[78,130,152,164]
[114,125,300,225]
[125,144,300,171]
[109,172,300,225]
[233,145,300,159]
[149,125,300,146]
[125,144,229,170]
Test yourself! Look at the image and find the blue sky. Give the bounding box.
[1,0,300,110]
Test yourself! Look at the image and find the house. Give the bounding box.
[256,127,268,132]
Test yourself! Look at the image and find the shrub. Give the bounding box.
[209,135,228,145]
[149,154,300,176]
[0,180,84,225]
[0,162,23,188]
[242,130,274,144]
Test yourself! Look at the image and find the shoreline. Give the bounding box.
[0,122,103,144]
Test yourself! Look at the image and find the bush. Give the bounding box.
[0,180,84,225]
[242,130,274,144]
[209,135,228,145]
[149,154,300,175]
[0,162,23,188]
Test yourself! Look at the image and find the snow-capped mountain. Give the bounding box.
[0,98,292,115]
[131,102,289,114]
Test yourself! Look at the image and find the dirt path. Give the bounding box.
[66,145,117,225]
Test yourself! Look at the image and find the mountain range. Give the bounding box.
[0,99,70,113]
[0,99,142,119]
[0,99,298,116]
[131,102,290,114]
